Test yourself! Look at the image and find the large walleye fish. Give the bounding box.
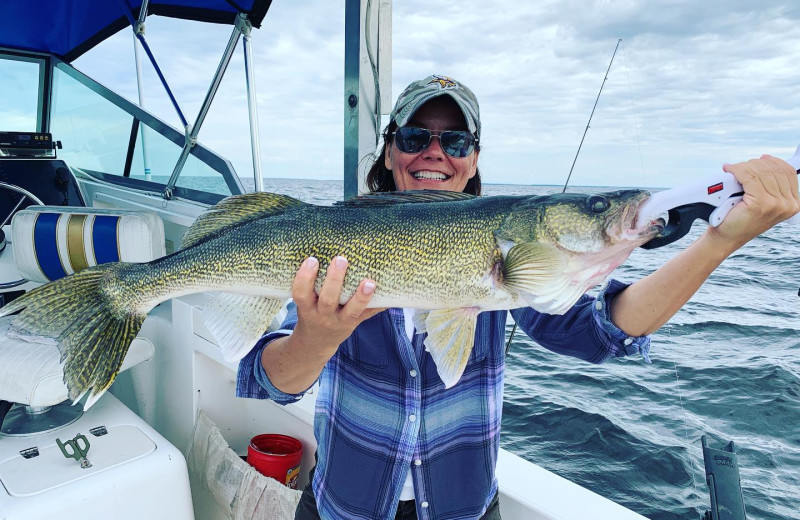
[0,189,662,407]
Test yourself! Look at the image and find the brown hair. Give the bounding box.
[365,120,482,195]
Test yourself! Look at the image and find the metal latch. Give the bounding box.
[89,426,108,437]
[20,447,39,459]
[56,433,92,469]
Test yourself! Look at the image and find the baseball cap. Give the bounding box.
[390,75,481,138]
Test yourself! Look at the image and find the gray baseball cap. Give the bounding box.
[390,75,481,138]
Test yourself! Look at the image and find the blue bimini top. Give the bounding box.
[0,0,272,61]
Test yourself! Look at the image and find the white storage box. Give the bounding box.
[0,393,194,520]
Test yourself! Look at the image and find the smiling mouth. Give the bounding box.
[412,171,450,181]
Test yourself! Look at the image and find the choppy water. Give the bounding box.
[252,178,800,519]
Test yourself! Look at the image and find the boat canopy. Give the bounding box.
[0,0,272,61]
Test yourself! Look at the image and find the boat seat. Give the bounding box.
[0,206,165,408]
[0,317,154,407]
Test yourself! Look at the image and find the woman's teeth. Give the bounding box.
[412,171,448,180]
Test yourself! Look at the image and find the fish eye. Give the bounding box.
[588,196,610,213]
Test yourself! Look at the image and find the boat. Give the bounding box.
[0,2,652,518]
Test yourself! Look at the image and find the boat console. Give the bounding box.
[0,132,84,211]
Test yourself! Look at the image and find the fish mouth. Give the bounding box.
[616,194,665,242]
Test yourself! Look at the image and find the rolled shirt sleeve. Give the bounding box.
[236,302,315,403]
[510,278,651,364]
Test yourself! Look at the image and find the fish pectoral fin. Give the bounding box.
[202,294,285,362]
[503,243,589,315]
[423,308,480,389]
[519,283,586,315]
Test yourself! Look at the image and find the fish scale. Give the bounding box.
[0,189,659,405]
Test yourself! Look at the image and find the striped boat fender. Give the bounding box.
[11,207,166,283]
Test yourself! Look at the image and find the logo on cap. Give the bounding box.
[428,75,458,90]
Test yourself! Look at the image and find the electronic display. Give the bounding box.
[0,132,53,149]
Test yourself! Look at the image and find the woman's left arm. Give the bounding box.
[609,155,800,336]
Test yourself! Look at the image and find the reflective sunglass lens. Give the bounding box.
[395,127,430,153]
[394,127,475,157]
[440,131,474,158]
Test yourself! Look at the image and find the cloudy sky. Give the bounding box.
[13,1,800,187]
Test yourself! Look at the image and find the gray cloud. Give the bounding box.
[58,1,800,188]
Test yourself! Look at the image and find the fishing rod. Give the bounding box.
[506,40,624,353]
[562,38,622,193]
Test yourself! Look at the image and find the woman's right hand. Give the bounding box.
[261,256,383,394]
[291,256,384,358]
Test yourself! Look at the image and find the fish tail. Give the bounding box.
[0,263,146,407]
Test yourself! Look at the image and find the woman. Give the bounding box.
[237,75,799,520]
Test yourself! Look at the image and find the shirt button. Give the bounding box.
[409,369,417,377]
[421,502,429,508]
[409,414,416,422]
[595,301,603,311]
[624,338,633,346]
[414,459,422,466]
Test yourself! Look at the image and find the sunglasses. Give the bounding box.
[393,127,478,158]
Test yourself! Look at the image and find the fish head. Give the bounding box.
[496,190,664,313]
[498,190,661,252]
[539,189,662,253]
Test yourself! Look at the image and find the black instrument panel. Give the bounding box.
[0,131,54,150]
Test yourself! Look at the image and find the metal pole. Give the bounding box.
[165,14,246,197]
[343,0,361,200]
[242,19,264,193]
[118,0,189,128]
[133,32,152,181]
[136,0,149,26]
[562,38,622,193]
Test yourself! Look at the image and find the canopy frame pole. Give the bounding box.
[117,0,189,128]
[133,31,152,180]
[135,0,149,28]
[241,17,263,193]
[164,13,247,198]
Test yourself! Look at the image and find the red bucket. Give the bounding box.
[247,434,303,489]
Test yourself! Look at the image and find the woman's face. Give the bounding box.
[385,96,479,193]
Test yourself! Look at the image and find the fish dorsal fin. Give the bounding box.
[181,192,306,249]
[335,190,476,207]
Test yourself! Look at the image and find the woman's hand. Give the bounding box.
[291,256,384,358]
[706,155,800,253]
[261,256,384,394]
[610,154,799,337]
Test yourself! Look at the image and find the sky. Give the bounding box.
[5,1,800,188]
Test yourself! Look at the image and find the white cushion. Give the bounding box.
[0,316,154,407]
[10,206,165,283]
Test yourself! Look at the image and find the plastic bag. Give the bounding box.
[187,409,302,520]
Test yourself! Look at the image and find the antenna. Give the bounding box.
[561,38,622,193]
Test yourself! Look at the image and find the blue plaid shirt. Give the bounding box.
[237,279,649,520]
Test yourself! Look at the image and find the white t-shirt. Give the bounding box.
[399,308,416,500]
